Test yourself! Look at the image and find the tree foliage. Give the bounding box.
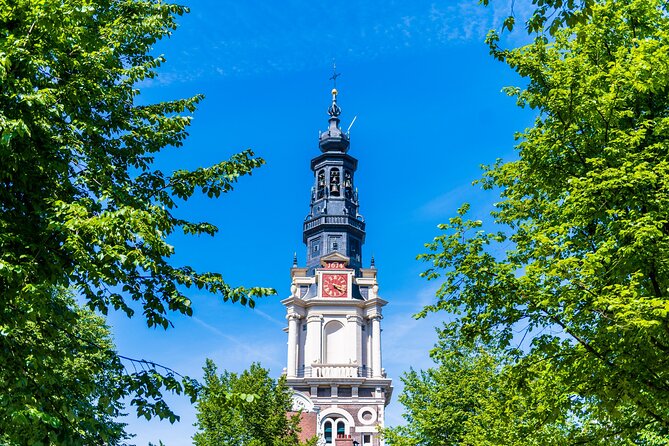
[193,360,315,446]
[1,289,130,445]
[386,333,668,445]
[384,340,502,446]
[482,0,594,35]
[416,0,669,443]
[1,0,273,441]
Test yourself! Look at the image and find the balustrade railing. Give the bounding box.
[296,364,374,378]
[303,216,365,232]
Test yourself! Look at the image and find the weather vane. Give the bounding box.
[329,61,341,90]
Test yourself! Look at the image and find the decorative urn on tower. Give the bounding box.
[282,84,392,446]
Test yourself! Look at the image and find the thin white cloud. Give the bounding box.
[192,317,285,369]
[252,308,286,328]
[417,182,478,219]
[143,0,535,85]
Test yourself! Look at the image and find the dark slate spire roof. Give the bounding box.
[303,87,365,272]
[318,89,350,153]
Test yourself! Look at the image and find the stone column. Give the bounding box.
[347,314,363,369]
[305,315,323,369]
[287,314,300,377]
[371,314,382,378]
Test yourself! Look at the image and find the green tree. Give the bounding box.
[193,360,315,446]
[0,0,273,441]
[385,332,666,445]
[418,0,669,442]
[1,288,130,445]
[383,339,503,446]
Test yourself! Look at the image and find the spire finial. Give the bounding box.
[293,252,298,267]
[370,255,376,269]
[328,61,342,118]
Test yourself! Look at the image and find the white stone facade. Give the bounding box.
[282,253,392,446]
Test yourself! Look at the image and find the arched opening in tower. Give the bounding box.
[324,320,347,363]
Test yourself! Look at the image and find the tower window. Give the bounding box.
[311,239,321,258]
[363,434,372,446]
[349,239,360,261]
[338,387,352,397]
[324,420,333,444]
[323,417,346,444]
[317,170,325,199]
[344,170,353,199]
[358,387,374,397]
[329,236,341,254]
[330,168,340,196]
[336,421,345,437]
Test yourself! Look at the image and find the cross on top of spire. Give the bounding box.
[327,62,342,118]
[329,61,341,90]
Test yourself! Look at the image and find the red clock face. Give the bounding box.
[322,273,348,298]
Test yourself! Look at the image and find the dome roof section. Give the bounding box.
[319,88,350,153]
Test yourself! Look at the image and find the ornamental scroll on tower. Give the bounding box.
[281,87,392,446]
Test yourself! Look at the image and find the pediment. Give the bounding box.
[320,252,350,269]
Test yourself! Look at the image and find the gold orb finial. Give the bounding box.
[332,88,338,96]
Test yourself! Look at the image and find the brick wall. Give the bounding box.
[288,411,318,443]
[335,434,354,446]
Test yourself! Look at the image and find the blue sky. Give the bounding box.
[108,0,536,443]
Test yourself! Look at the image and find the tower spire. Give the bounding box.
[319,68,349,153]
[282,78,392,446]
[303,73,364,272]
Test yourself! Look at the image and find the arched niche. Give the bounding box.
[323,320,347,364]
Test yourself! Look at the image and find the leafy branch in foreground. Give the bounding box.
[415,0,669,443]
[1,0,274,442]
[481,0,594,35]
[385,333,667,446]
[1,286,210,445]
[2,289,127,445]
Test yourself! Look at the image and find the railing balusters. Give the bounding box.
[294,364,374,378]
[304,216,365,232]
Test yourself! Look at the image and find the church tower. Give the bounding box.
[282,86,392,446]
